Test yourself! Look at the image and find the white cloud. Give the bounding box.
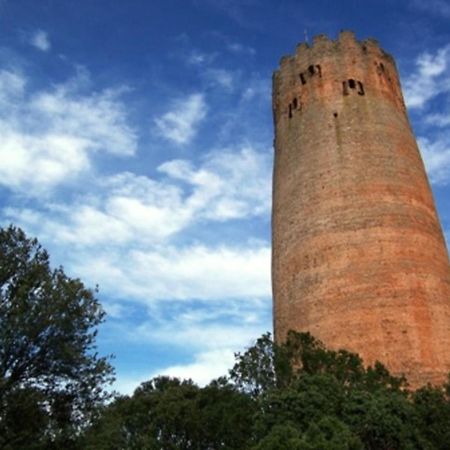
[154,93,207,144]
[402,43,450,186]
[204,68,234,90]
[0,69,137,194]
[151,349,235,386]
[0,128,90,191]
[3,142,272,304]
[103,302,127,319]
[110,302,270,394]
[29,86,136,156]
[5,145,271,246]
[5,209,271,303]
[107,292,270,395]
[158,146,272,221]
[403,44,450,109]
[425,112,450,127]
[139,317,267,350]
[0,70,26,106]
[112,374,149,396]
[112,349,236,394]
[30,29,51,52]
[418,136,450,185]
[69,243,271,303]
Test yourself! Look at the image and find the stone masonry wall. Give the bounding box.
[272,31,450,387]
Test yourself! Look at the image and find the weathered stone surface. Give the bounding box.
[272,31,450,387]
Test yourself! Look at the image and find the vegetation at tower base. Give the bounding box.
[83,332,450,450]
[0,226,114,450]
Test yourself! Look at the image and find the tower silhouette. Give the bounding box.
[272,31,450,386]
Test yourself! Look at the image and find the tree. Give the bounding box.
[82,328,450,449]
[0,225,114,449]
[83,376,256,450]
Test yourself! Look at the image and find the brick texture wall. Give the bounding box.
[272,31,450,387]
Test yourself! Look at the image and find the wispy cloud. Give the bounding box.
[30,29,51,52]
[227,42,255,55]
[6,145,271,243]
[403,44,450,109]
[0,69,26,105]
[151,349,235,386]
[0,68,137,195]
[4,142,272,302]
[154,93,207,145]
[186,49,217,66]
[240,77,270,102]
[418,136,450,185]
[402,43,450,185]
[411,0,450,18]
[204,68,235,90]
[87,244,270,302]
[134,307,268,349]
[158,146,272,221]
[196,0,260,29]
[110,298,269,392]
[0,38,274,396]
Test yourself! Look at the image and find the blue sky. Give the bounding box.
[1,0,449,394]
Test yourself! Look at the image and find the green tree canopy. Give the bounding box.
[84,330,450,449]
[0,225,114,449]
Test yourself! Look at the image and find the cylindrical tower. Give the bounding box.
[272,31,450,387]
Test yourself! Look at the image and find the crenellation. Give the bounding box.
[337,30,359,49]
[295,42,310,61]
[313,34,331,46]
[272,31,412,129]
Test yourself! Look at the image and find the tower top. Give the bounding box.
[277,30,394,73]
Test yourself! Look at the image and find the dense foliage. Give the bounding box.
[0,226,114,449]
[84,332,450,450]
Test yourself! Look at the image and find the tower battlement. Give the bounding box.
[277,31,390,70]
[272,32,450,387]
[273,31,406,128]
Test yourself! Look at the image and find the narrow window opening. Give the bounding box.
[308,65,315,76]
[333,112,338,118]
[357,81,365,96]
[348,79,356,89]
[362,45,367,53]
[293,98,298,109]
[288,104,292,118]
[316,65,322,77]
[379,62,385,72]
[300,73,306,85]
[342,81,349,96]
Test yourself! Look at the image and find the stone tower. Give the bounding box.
[272,31,450,387]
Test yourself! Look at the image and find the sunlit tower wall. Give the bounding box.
[272,31,450,387]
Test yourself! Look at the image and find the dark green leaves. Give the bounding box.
[0,226,114,449]
[84,330,450,449]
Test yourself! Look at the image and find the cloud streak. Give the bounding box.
[418,136,450,185]
[403,44,450,109]
[4,140,272,304]
[154,93,207,145]
[30,29,51,51]
[411,0,450,18]
[403,43,450,185]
